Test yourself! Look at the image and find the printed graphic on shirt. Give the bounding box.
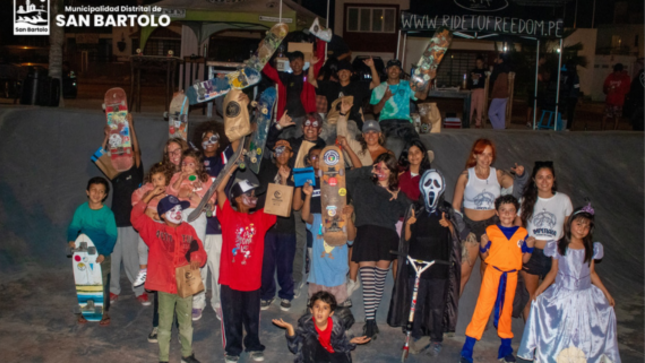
[232,223,256,264]
[321,240,336,259]
[154,231,193,252]
[473,190,496,209]
[531,209,558,238]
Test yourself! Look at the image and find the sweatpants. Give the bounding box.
[408,276,446,342]
[465,266,517,340]
[110,226,144,296]
[488,98,508,129]
[193,234,223,311]
[470,88,485,126]
[260,231,296,301]
[293,210,307,287]
[221,285,264,357]
[157,291,193,362]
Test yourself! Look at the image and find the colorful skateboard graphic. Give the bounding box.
[226,67,262,90]
[317,146,347,247]
[246,23,289,72]
[167,91,189,140]
[186,76,231,105]
[309,17,332,42]
[103,88,133,172]
[71,234,104,322]
[409,28,453,93]
[248,87,277,174]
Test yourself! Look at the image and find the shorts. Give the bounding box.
[522,247,552,278]
[461,214,499,262]
[604,105,623,119]
[351,225,399,262]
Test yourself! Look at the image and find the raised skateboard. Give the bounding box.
[226,67,262,90]
[103,88,133,172]
[186,76,231,105]
[248,87,277,174]
[309,17,332,42]
[409,27,453,93]
[167,90,189,140]
[245,23,289,72]
[317,146,347,246]
[70,234,104,322]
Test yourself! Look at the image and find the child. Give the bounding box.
[518,204,620,363]
[131,192,206,363]
[215,163,277,363]
[272,291,371,363]
[460,195,534,363]
[67,177,117,325]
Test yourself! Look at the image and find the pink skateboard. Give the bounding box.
[103,88,133,172]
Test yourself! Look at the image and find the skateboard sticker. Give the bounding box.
[256,147,262,155]
[77,263,86,271]
[326,205,337,217]
[328,177,337,187]
[338,188,346,197]
[324,150,340,166]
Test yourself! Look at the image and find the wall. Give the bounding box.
[564,28,597,98]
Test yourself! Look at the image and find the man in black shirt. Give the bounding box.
[266,111,327,169]
[326,34,351,61]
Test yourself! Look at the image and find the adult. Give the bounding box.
[310,58,380,129]
[625,69,644,131]
[562,61,580,130]
[336,101,390,168]
[162,138,189,173]
[602,63,632,130]
[326,34,351,61]
[370,59,429,140]
[488,53,511,130]
[516,161,572,321]
[468,56,487,129]
[452,138,527,295]
[346,154,411,339]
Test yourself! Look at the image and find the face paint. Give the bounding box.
[241,192,258,208]
[419,169,446,213]
[304,119,320,128]
[164,205,183,224]
[375,163,388,181]
[201,134,219,149]
[274,146,287,156]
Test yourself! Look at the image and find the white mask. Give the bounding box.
[419,169,445,213]
[164,205,183,224]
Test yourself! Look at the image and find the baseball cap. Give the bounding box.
[362,120,381,133]
[230,179,260,199]
[386,59,402,70]
[337,60,353,72]
[157,195,190,217]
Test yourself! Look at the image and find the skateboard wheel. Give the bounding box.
[251,101,258,108]
[251,157,257,163]
[88,247,96,255]
[163,112,168,118]
[339,169,345,176]
[102,103,106,110]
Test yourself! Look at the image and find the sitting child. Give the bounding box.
[273,291,370,363]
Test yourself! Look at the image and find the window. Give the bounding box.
[346,7,396,33]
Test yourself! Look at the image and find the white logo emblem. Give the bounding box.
[14,0,50,35]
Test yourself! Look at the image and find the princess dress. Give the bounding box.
[518,241,621,363]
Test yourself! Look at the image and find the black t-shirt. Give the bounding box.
[469,68,486,90]
[256,162,295,235]
[326,34,350,59]
[318,80,371,123]
[300,176,321,214]
[111,163,144,227]
[408,210,451,279]
[204,148,234,235]
[279,72,306,117]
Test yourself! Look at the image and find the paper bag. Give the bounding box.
[176,264,205,298]
[91,147,120,180]
[224,88,250,142]
[294,140,315,169]
[418,102,442,133]
[264,183,294,218]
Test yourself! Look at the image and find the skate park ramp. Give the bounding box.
[0,106,642,362]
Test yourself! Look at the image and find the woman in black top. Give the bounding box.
[346,153,411,339]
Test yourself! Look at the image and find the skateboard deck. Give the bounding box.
[187,77,231,105]
[168,91,189,140]
[246,23,289,72]
[309,17,332,42]
[248,87,277,174]
[317,146,348,246]
[226,67,262,90]
[104,88,133,172]
[71,234,104,322]
[409,28,453,93]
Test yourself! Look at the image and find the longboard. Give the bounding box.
[409,28,453,93]
[245,23,289,72]
[317,146,347,246]
[104,88,133,172]
[71,234,104,322]
[186,77,231,105]
[248,87,277,174]
[167,91,189,140]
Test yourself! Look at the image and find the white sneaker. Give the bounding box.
[133,269,147,288]
[346,278,360,297]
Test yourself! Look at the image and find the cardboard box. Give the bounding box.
[288,42,313,63]
[264,183,294,218]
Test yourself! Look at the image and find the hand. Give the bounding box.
[152,185,166,197]
[272,318,295,336]
[336,136,349,149]
[96,254,105,264]
[340,99,352,114]
[310,56,321,65]
[510,163,524,176]
[382,88,393,102]
[190,260,200,270]
[406,209,417,225]
[532,285,546,300]
[386,188,400,201]
[363,57,375,68]
[526,236,536,248]
[342,204,354,217]
[605,292,615,307]
[126,113,134,126]
[350,336,371,345]
[278,165,291,184]
[277,111,295,129]
[181,172,191,181]
[439,212,450,228]
[103,126,110,138]
[303,182,313,196]
[68,241,75,249]
[145,208,157,220]
[238,92,249,104]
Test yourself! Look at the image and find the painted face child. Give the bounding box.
[307,148,322,174]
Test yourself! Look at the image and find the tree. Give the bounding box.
[48,0,65,107]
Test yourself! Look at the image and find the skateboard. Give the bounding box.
[245,23,289,72]
[167,91,189,140]
[71,234,104,322]
[317,146,347,246]
[409,27,453,93]
[309,17,332,42]
[248,87,277,174]
[226,67,262,90]
[103,88,133,172]
[186,76,231,105]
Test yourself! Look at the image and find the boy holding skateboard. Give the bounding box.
[131,192,207,363]
[67,177,117,325]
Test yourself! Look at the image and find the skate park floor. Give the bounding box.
[0,106,642,363]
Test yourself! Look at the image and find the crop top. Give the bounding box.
[463,167,501,211]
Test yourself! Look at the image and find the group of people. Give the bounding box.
[66,33,621,363]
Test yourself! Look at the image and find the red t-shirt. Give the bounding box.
[217,201,276,291]
[314,317,334,353]
[399,170,421,202]
[603,72,631,106]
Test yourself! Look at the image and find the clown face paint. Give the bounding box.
[201,133,220,151]
[419,169,446,213]
[241,191,258,208]
[164,205,183,224]
[374,162,389,181]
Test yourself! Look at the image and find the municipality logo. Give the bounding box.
[14,0,50,35]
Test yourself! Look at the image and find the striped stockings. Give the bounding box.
[360,266,388,321]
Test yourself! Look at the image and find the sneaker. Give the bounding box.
[500,354,517,363]
[191,308,203,321]
[249,351,265,362]
[409,336,430,354]
[346,278,360,297]
[147,327,158,343]
[109,293,118,303]
[180,354,200,363]
[224,355,239,363]
[280,299,291,311]
[137,293,151,306]
[133,269,147,287]
[214,303,222,321]
[293,280,305,299]
[427,342,442,357]
[260,298,274,311]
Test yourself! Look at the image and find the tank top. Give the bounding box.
[463,167,501,210]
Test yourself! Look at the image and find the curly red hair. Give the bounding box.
[465,138,496,168]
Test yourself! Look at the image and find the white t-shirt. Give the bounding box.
[520,192,573,241]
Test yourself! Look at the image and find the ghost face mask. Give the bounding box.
[419,169,445,213]
[163,205,183,224]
